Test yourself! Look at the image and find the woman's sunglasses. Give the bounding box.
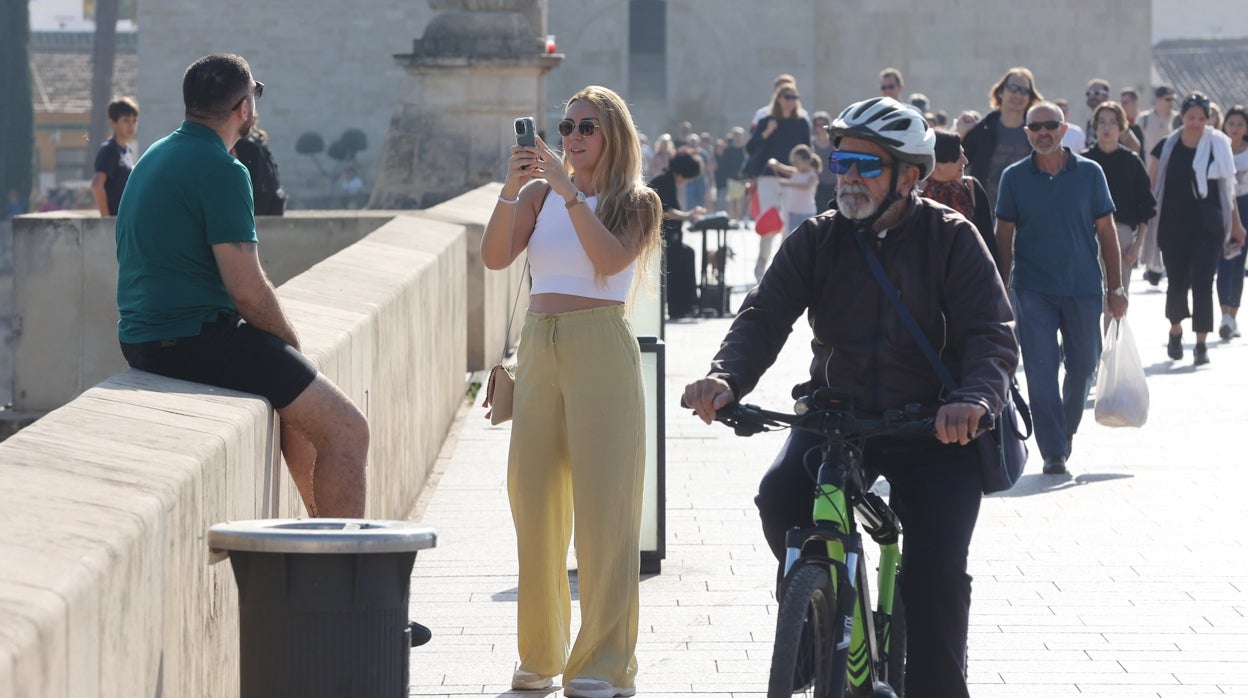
[827,151,891,178]
[558,119,599,138]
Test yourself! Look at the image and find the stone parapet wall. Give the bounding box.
[9,212,393,413]
[0,207,471,696]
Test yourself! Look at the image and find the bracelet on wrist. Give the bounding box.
[498,193,519,205]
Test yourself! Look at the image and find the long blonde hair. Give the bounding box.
[563,86,662,289]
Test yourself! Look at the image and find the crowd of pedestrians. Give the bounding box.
[647,68,1248,374]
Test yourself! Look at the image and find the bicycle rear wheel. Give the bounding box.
[768,564,837,698]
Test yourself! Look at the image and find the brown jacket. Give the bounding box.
[709,194,1018,415]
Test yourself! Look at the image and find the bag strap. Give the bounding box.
[498,259,529,363]
[853,229,959,393]
[853,228,1033,436]
[963,176,976,212]
[497,183,550,363]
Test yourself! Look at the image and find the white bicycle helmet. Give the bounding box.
[828,97,936,179]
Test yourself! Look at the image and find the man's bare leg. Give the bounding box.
[281,420,319,516]
[277,374,369,517]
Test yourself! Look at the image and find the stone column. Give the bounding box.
[370,0,562,210]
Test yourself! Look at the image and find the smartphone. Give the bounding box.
[514,117,536,147]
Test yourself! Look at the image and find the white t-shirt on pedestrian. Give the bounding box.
[1061,123,1086,151]
[782,170,818,215]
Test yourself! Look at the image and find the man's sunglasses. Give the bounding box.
[1085,88,1109,98]
[828,151,891,178]
[231,81,263,111]
[558,119,599,137]
[1026,120,1063,132]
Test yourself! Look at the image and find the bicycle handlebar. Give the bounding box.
[715,402,942,440]
[680,393,994,441]
[715,400,995,442]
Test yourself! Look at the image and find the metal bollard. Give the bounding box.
[208,519,437,698]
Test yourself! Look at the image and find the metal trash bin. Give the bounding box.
[208,518,437,698]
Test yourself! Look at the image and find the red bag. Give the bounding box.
[755,206,784,236]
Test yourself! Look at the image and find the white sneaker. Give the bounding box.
[563,678,636,698]
[512,669,555,690]
[1234,317,1242,338]
[1221,314,1235,340]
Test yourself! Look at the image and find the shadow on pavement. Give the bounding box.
[492,688,560,698]
[992,471,1134,498]
[1144,359,1197,376]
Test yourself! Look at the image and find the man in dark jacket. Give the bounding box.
[683,97,1017,698]
[649,151,705,319]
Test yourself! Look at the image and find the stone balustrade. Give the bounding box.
[0,184,519,697]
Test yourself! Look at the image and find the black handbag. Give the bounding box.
[854,230,1031,494]
[741,143,769,179]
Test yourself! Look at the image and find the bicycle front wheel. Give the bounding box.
[768,564,838,698]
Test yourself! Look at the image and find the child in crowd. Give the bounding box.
[769,144,821,233]
[91,97,139,216]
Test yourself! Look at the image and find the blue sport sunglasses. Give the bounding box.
[828,150,891,178]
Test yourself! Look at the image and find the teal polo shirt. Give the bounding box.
[996,148,1115,296]
[115,121,257,343]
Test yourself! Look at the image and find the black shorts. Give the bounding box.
[120,313,318,409]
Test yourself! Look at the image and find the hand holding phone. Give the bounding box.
[515,117,536,147]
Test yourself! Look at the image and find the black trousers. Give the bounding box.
[663,233,698,318]
[755,429,982,698]
[1161,225,1222,334]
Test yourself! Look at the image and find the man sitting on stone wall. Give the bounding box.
[114,53,369,517]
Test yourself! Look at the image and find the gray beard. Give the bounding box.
[836,184,879,220]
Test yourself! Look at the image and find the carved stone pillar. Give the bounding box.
[370,0,562,209]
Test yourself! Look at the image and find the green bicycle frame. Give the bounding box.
[782,453,903,693]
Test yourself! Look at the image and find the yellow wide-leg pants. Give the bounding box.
[507,304,645,688]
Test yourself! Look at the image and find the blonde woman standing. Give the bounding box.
[481,85,662,698]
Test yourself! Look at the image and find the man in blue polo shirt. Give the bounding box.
[115,53,368,517]
[995,101,1127,476]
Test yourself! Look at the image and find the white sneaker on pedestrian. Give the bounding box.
[563,678,636,698]
[1220,314,1234,340]
[512,669,555,690]
[1233,317,1242,338]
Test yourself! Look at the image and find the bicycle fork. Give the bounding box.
[857,489,905,694]
[782,472,904,696]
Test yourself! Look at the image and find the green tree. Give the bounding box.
[0,0,35,206]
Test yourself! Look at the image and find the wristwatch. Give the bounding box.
[1109,287,1126,297]
[565,191,588,209]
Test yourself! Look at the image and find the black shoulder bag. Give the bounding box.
[853,230,1031,494]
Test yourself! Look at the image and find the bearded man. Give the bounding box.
[994,101,1125,476]
[114,53,370,518]
[683,97,1017,696]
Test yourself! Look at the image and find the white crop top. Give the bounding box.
[527,189,635,301]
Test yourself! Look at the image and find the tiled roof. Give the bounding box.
[1153,37,1248,114]
[30,31,138,115]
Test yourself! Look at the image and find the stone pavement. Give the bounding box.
[406,225,1248,697]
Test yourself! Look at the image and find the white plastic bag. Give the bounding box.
[1095,317,1149,427]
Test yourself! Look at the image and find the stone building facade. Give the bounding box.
[546,0,1153,142]
[137,0,1151,207]
[136,1,437,208]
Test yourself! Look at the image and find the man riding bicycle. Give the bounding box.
[683,97,1019,697]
